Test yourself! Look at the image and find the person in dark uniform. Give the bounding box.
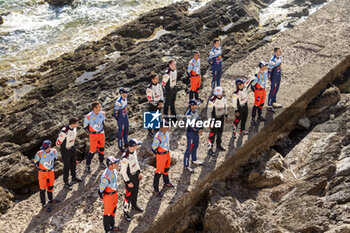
[120,139,143,222]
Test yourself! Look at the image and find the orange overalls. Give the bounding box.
[155,146,171,175]
[103,187,118,216]
[254,83,266,109]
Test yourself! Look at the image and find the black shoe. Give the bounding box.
[154,191,163,197]
[258,116,266,121]
[64,183,72,191]
[164,182,174,188]
[148,132,155,138]
[251,119,256,126]
[217,145,226,151]
[124,212,131,222]
[48,198,61,204]
[43,205,52,213]
[132,205,144,212]
[72,177,83,182]
[100,162,107,169]
[209,148,216,156]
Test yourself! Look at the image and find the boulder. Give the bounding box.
[46,0,74,6]
[306,86,341,117]
[297,116,311,129]
[0,142,20,157]
[0,187,14,214]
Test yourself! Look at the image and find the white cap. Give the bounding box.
[214,86,223,96]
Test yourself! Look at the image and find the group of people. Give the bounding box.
[33,38,282,232]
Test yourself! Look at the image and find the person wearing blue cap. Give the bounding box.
[34,140,61,213]
[120,139,143,222]
[113,87,130,153]
[209,38,223,90]
[98,156,121,232]
[187,50,201,101]
[184,99,203,173]
[251,62,268,125]
[152,120,174,197]
[207,86,228,156]
[268,47,283,112]
[232,78,254,138]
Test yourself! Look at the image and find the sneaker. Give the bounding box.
[64,183,72,191]
[72,177,83,182]
[132,205,144,212]
[164,182,174,188]
[100,162,107,169]
[268,106,276,113]
[209,148,216,156]
[48,199,61,204]
[217,145,226,151]
[148,132,155,138]
[240,130,249,135]
[154,191,163,197]
[251,118,256,126]
[185,167,194,173]
[258,116,266,121]
[192,160,203,165]
[232,131,237,139]
[43,205,52,213]
[86,166,91,173]
[124,212,131,222]
[273,103,283,108]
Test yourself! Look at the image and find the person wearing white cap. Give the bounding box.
[98,156,121,232]
[207,87,228,156]
[120,139,143,222]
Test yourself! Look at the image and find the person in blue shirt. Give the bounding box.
[268,47,283,112]
[34,140,61,212]
[184,99,203,173]
[151,120,174,197]
[251,62,268,125]
[209,38,223,90]
[83,101,107,172]
[113,87,130,153]
[187,51,201,101]
[98,156,121,232]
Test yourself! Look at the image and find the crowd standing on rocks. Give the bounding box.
[33,41,283,232]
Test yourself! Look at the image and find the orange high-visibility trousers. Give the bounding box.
[155,147,171,175]
[89,133,105,154]
[254,88,266,108]
[103,187,118,216]
[38,170,55,192]
[190,76,201,92]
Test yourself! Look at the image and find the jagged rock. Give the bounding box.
[325,225,350,233]
[0,187,14,214]
[335,144,350,177]
[287,6,309,18]
[0,142,20,157]
[297,116,311,129]
[46,0,74,6]
[307,86,341,117]
[247,151,285,188]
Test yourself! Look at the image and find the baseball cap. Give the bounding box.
[129,139,142,147]
[106,156,119,166]
[235,78,244,85]
[258,61,268,68]
[119,87,130,94]
[189,99,200,106]
[40,140,52,150]
[214,86,224,96]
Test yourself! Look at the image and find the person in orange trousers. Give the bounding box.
[187,50,201,101]
[98,156,122,232]
[151,120,174,197]
[34,140,61,213]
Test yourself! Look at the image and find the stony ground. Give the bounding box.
[1,0,349,232]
